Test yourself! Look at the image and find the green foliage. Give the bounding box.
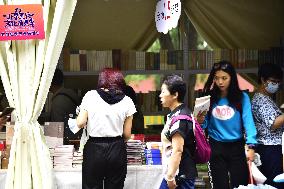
[125,74,163,90]
[125,75,148,83]
[147,40,161,53]
[169,28,179,50]
[197,35,212,50]
[196,164,209,172]
[147,27,211,52]
[147,28,179,52]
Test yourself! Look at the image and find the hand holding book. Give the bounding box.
[193,96,210,124]
[196,111,207,124]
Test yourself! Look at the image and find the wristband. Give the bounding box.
[165,175,174,182]
[247,144,256,150]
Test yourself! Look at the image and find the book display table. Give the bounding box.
[0,165,164,189]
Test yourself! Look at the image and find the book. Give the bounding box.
[112,49,122,69]
[79,53,87,71]
[193,95,211,116]
[44,122,64,148]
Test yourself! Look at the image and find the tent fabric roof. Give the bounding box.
[185,0,284,49]
[64,0,284,50]
[64,0,158,51]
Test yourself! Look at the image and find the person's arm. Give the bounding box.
[123,115,133,141]
[76,110,88,128]
[242,93,257,145]
[76,91,90,128]
[282,132,284,171]
[272,114,284,130]
[123,96,136,140]
[196,113,209,130]
[166,132,184,189]
[0,116,8,130]
[255,95,283,131]
[241,93,257,160]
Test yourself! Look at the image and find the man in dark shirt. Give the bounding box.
[49,68,80,122]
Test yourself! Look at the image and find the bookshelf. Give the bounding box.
[63,68,258,76]
[63,70,186,76]
[60,47,283,127]
[61,47,283,77]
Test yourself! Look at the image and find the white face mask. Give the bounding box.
[265,82,279,94]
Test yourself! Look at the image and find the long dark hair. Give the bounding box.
[202,60,243,106]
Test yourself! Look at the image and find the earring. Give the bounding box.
[263,82,267,87]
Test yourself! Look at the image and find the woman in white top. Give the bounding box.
[76,68,136,189]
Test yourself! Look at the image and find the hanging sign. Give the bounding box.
[155,0,181,34]
[0,4,45,41]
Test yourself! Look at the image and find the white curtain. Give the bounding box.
[0,0,77,188]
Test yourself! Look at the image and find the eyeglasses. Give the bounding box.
[213,63,229,70]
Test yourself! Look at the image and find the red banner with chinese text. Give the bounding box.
[0,4,45,41]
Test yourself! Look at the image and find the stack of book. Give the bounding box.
[53,145,74,169]
[144,149,162,165]
[126,140,145,165]
[144,142,162,165]
[72,151,83,169]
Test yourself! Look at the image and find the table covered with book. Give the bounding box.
[0,125,164,188]
[0,165,164,189]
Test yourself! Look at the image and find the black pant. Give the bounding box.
[256,144,284,189]
[82,136,127,189]
[208,138,249,189]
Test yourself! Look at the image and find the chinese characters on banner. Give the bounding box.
[0,4,45,41]
[155,0,181,34]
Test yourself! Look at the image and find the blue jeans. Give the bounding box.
[159,178,195,189]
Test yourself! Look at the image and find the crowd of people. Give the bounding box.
[2,61,274,189]
[70,63,283,189]
[159,61,283,189]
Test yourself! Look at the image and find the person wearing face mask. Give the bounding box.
[251,62,284,188]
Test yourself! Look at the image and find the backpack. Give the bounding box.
[170,114,211,164]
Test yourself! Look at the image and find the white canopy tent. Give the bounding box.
[0,0,77,188]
